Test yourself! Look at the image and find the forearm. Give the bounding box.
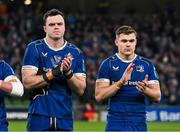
[144,87,161,102]
[0,80,12,94]
[23,75,48,90]
[23,68,55,90]
[66,75,86,96]
[0,79,24,96]
[136,80,161,102]
[95,81,123,102]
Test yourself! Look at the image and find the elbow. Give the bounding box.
[95,88,104,103]
[153,93,161,103]
[155,95,161,103]
[23,80,33,90]
[78,89,85,96]
[95,94,103,103]
[15,83,24,97]
[77,84,86,96]
[11,82,24,97]
[17,88,24,97]
[23,83,31,90]
[18,84,24,97]
[156,91,161,102]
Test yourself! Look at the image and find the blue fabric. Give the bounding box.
[106,119,147,131]
[0,60,14,130]
[23,39,86,129]
[27,114,73,131]
[0,117,8,131]
[97,54,159,131]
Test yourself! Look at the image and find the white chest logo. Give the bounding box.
[41,52,48,57]
[113,66,119,71]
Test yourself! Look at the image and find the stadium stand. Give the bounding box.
[0,0,179,108]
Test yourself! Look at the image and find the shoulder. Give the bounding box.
[109,54,119,61]
[100,54,117,67]
[136,55,154,66]
[27,39,44,48]
[0,60,9,66]
[104,54,118,63]
[0,60,12,70]
[25,39,45,54]
[0,60,5,64]
[66,42,83,55]
[0,60,6,69]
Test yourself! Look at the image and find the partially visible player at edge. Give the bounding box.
[21,9,86,131]
[0,60,24,131]
[95,25,161,131]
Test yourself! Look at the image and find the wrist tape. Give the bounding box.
[42,73,50,82]
[52,65,62,77]
[64,70,73,79]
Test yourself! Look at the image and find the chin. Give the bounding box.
[124,52,132,56]
[53,37,61,40]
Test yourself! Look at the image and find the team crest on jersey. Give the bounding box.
[65,53,74,60]
[53,55,62,64]
[51,55,62,67]
[136,65,144,72]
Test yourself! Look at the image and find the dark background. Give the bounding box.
[0,0,180,108]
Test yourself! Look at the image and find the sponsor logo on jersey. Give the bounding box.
[124,81,138,85]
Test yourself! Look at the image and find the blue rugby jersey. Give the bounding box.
[96,53,159,123]
[22,39,86,119]
[0,60,15,118]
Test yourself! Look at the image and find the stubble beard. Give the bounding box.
[49,35,63,42]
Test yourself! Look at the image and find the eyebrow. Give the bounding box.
[121,39,135,42]
[48,22,63,26]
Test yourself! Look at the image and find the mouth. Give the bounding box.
[125,49,131,52]
[53,31,60,34]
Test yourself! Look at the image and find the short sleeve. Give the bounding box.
[73,52,86,77]
[148,63,159,84]
[2,61,15,80]
[22,43,39,70]
[96,59,110,83]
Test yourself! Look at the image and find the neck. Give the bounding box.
[118,52,135,61]
[45,36,64,49]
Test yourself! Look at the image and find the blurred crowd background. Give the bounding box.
[0,0,180,108]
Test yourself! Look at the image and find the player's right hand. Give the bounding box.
[61,53,73,74]
[120,63,134,84]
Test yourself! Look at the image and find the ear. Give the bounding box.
[43,26,46,32]
[135,39,137,46]
[115,39,118,46]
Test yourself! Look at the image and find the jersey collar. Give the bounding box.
[115,53,137,63]
[44,39,67,51]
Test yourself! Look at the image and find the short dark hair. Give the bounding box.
[43,8,64,25]
[115,25,137,37]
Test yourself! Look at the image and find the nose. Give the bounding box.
[126,42,131,46]
[54,23,60,27]
[54,25,59,29]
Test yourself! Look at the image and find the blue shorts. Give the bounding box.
[27,114,73,131]
[0,117,8,131]
[106,118,147,131]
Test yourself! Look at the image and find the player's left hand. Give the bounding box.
[136,74,148,93]
[61,53,73,73]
